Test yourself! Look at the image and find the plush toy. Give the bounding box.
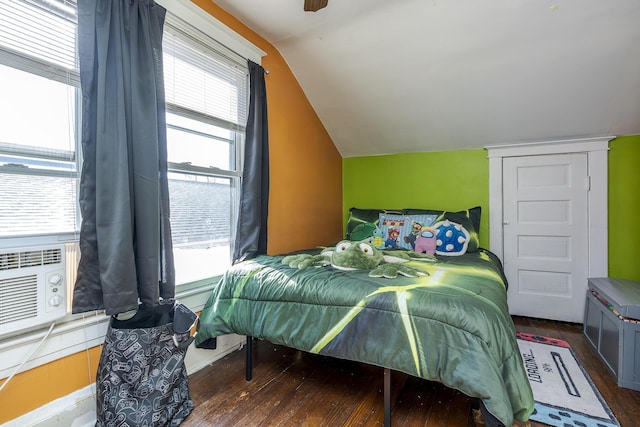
[434,220,470,256]
[414,226,437,255]
[371,227,385,249]
[281,240,436,279]
[349,222,377,241]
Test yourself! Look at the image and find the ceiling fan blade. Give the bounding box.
[304,0,328,12]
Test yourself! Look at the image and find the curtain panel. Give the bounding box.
[73,0,175,315]
[232,61,270,264]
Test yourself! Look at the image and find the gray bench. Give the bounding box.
[583,277,640,391]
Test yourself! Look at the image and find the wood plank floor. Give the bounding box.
[183,316,640,426]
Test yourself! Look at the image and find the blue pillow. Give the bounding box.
[434,220,470,256]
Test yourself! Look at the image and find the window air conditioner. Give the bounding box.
[0,244,68,338]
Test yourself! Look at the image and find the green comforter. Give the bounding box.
[195,248,534,425]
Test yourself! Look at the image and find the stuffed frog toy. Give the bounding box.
[281,240,435,279]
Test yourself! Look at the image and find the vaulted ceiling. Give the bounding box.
[212,0,640,157]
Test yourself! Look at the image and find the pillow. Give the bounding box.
[378,213,438,250]
[434,220,470,256]
[346,206,481,252]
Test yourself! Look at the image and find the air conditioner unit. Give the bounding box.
[0,244,68,338]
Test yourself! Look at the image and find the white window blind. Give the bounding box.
[0,0,79,238]
[0,0,78,83]
[163,14,248,132]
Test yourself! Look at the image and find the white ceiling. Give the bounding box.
[212,0,640,157]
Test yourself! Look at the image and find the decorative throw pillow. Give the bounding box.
[378,213,438,250]
[434,220,470,256]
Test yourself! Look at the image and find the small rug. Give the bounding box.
[516,332,620,427]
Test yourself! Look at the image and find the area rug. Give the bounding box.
[516,332,620,427]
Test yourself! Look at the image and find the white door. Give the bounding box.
[503,153,589,322]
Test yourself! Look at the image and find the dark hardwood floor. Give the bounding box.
[183,317,640,426]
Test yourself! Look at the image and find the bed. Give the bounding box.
[194,207,535,426]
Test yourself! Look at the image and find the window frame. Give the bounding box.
[162,12,250,285]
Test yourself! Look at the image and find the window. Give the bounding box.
[0,0,249,286]
[0,0,80,239]
[163,15,248,284]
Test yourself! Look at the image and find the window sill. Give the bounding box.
[175,274,221,312]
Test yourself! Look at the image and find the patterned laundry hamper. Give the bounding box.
[95,299,198,426]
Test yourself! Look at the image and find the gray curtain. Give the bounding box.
[232,61,269,264]
[72,0,175,315]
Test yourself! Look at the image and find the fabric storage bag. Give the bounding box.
[96,299,198,426]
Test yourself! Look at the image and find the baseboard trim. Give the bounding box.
[1,384,96,427]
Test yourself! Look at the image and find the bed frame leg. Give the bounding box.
[245,336,253,381]
[472,398,504,427]
[384,368,391,427]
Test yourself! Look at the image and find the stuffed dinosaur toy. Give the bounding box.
[281,240,436,279]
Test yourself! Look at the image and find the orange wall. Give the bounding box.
[0,347,102,423]
[0,3,342,423]
[194,1,344,255]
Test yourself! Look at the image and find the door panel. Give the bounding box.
[503,153,588,322]
[518,235,570,259]
[518,200,572,224]
[517,270,571,296]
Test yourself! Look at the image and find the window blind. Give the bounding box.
[163,13,248,132]
[0,0,78,85]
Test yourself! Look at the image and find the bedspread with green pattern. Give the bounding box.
[195,248,534,425]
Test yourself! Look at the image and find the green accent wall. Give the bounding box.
[343,149,490,248]
[608,135,640,281]
[343,135,640,281]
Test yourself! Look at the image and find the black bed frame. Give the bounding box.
[244,336,503,427]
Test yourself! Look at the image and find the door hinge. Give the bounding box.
[586,176,591,191]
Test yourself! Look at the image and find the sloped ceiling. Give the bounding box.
[212,0,640,157]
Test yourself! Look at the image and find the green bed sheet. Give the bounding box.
[195,248,534,425]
